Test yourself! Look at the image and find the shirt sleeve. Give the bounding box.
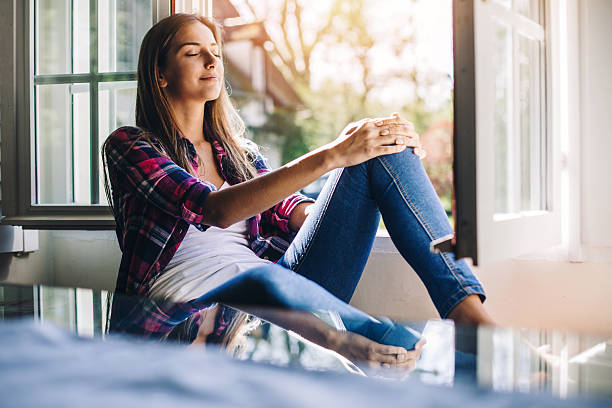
[104,127,216,226]
[260,186,315,234]
[251,150,316,235]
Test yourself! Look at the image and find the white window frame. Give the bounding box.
[452,0,564,265]
[0,0,174,230]
[174,0,213,16]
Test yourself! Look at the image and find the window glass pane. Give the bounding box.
[98,0,152,72]
[515,0,540,23]
[493,21,512,214]
[73,0,90,73]
[518,34,544,211]
[40,287,76,333]
[36,0,70,75]
[73,86,92,204]
[35,0,89,75]
[98,81,137,205]
[36,84,91,204]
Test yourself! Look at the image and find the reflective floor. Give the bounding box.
[1,282,611,402]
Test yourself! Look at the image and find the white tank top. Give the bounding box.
[149,181,274,302]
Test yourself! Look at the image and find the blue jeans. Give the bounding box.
[195,147,485,349]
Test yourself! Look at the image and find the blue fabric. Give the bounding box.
[277,148,485,318]
[198,148,485,350]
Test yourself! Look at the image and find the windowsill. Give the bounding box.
[1,215,116,230]
[372,230,398,253]
[0,221,413,256]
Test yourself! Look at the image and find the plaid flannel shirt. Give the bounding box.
[104,126,315,298]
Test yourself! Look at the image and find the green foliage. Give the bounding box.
[249,84,454,214]
[245,0,454,213]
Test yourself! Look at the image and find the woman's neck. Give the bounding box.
[169,97,207,145]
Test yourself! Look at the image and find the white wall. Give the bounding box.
[1,230,119,291]
[49,231,120,290]
[0,231,54,286]
[579,0,612,249]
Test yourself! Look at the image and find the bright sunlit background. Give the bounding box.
[30,0,455,226]
[228,0,455,225]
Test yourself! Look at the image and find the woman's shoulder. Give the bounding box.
[106,126,164,150]
[108,126,147,143]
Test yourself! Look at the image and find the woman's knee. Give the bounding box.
[343,148,421,184]
[375,147,420,166]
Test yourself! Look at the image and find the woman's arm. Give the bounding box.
[208,115,418,228]
[107,115,417,230]
[204,145,335,228]
[288,202,314,232]
[104,126,328,230]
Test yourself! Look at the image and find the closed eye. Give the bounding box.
[185,52,221,58]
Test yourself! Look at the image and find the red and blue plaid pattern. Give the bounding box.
[104,126,315,298]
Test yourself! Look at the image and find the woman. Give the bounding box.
[103,13,492,370]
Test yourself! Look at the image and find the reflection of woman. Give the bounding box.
[172,304,256,354]
[103,14,493,369]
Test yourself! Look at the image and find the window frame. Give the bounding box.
[0,0,173,230]
[452,0,563,265]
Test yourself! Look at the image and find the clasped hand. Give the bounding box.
[329,112,426,169]
[330,330,426,374]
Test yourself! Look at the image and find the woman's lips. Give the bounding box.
[200,76,218,81]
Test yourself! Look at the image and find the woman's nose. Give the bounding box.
[203,52,216,68]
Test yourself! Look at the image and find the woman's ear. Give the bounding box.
[158,74,168,88]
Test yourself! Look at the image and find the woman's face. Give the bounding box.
[160,22,223,103]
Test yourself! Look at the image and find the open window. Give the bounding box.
[452,0,562,265]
